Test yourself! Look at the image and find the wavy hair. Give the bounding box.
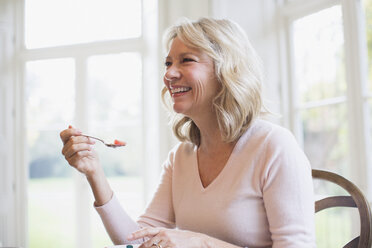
[161,17,265,146]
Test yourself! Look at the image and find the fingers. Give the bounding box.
[61,125,96,158]
[68,150,94,167]
[63,142,93,159]
[60,125,82,145]
[133,228,169,248]
[127,227,160,241]
[140,237,165,248]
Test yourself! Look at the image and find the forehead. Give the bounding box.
[165,37,213,63]
[166,37,209,59]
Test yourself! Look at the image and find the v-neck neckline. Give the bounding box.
[193,138,242,192]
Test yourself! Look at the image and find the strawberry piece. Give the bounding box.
[114,139,126,146]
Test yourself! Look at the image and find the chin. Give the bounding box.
[172,105,189,115]
[173,107,185,114]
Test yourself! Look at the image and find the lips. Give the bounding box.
[170,86,192,95]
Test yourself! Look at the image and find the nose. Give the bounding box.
[164,65,181,83]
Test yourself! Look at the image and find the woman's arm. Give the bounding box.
[127,227,244,248]
[262,129,316,248]
[95,145,182,244]
[60,126,141,244]
[95,195,142,245]
[60,126,113,205]
[86,167,113,206]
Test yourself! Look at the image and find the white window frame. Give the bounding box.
[278,0,372,197]
[13,0,161,247]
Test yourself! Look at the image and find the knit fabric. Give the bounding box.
[96,119,316,247]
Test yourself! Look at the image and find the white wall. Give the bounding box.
[212,0,282,122]
[0,0,18,246]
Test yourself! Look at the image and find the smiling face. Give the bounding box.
[164,37,219,118]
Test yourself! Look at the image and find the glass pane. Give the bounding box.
[364,0,372,91]
[87,53,144,247]
[301,103,352,248]
[301,103,349,174]
[26,59,75,128]
[25,0,141,48]
[29,178,75,248]
[313,177,358,248]
[26,59,76,248]
[87,53,142,124]
[293,6,346,103]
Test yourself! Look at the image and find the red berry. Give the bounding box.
[114,139,126,146]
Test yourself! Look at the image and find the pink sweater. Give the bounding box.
[96,119,316,248]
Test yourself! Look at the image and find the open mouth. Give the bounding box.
[170,86,192,95]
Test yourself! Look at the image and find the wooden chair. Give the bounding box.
[312,169,372,248]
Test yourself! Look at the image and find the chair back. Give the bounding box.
[312,169,372,248]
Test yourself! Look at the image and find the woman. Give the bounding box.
[60,18,316,248]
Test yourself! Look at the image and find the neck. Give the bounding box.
[191,111,235,154]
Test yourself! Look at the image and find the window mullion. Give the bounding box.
[14,0,27,246]
[21,39,143,61]
[342,0,371,195]
[142,0,161,204]
[285,19,305,146]
[74,56,93,248]
[298,96,347,110]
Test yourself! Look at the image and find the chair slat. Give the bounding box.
[343,236,359,248]
[315,196,356,213]
[312,169,372,248]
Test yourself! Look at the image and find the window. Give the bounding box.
[23,0,159,247]
[25,0,141,48]
[291,6,352,247]
[280,0,371,247]
[26,58,76,247]
[292,6,348,174]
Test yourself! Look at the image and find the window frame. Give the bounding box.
[14,0,161,247]
[278,0,372,196]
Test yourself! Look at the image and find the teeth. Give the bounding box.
[171,87,191,94]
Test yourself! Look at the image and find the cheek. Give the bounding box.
[163,78,170,90]
[192,79,206,103]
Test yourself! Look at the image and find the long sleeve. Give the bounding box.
[261,128,316,248]
[95,195,141,245]
[94,120,316,247]
[95,145,178,245]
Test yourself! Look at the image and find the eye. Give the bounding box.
[182,58,195,63]
[165,61,172,67]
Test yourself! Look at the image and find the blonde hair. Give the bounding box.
[162,17,265,146]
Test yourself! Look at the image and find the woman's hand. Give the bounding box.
[60,126,100,177]
[127,227,207,248]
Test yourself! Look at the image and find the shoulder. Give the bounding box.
[239,119,298,151]
[164,142,196,168]
[259,119,299,148]
[239,119,310,168]
[167,142,195,159]
[253,120,311,173]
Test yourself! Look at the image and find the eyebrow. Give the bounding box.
[165,52,198,60]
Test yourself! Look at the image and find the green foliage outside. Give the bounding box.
[29,178,76,248]
[29,177,143,248]
[28,125,142,179]
[315,209,355,248]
